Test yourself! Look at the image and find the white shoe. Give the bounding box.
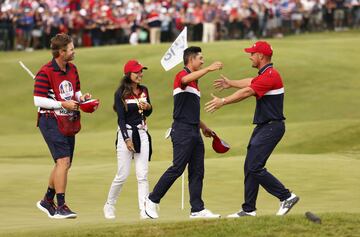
[103,203,116,219]
[227,210,256,218]
[189,209,221,219]
[276,193,300,216]
[144,196,159,219]
[140,210,150,220]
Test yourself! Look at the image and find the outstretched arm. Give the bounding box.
[205,87,255,113]
[214,75,253,91]
[181,61,223,84]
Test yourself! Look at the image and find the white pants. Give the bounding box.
[106,128,149,212]
[202,22,215,43]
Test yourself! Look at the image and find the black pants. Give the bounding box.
[149,121,205,212]
[242,121,291,212]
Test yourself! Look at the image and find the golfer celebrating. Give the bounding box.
[35,33,91,219]
[144,46,223,219]
[103,60,152,220]
[205,41,299,217]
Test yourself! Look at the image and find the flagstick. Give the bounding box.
[160,27,188,209]
[181,172,185,210]
[19,61,35,79]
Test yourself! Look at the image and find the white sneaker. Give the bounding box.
[103,203,116,219]
[276,193,300,216]
[140,210,150,220]
[227,210,256,218]
[144,196,159,219]
[189,209,221,219]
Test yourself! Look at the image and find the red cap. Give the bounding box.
[244,41,273,56]
[79,99,100,113]
[124,60,148,74]
[211,132,230,154]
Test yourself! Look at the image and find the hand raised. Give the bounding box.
[207,61,223,72]
[214,74,231,91]
[80,93,92,102]
[205,93,224,113]
[139,101,151,110]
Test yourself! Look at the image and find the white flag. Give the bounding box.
[161,27,188,71]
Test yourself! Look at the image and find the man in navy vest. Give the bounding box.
[205,41,299,217]
[144,46,223,219]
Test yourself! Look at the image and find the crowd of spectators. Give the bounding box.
[1,0,359,51]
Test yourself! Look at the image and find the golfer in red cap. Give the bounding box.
[205,41,299,217]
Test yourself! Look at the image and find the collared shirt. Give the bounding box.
[33,58,80,108]
[173,67,201,125]
[250,63,286,124]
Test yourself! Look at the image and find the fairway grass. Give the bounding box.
[0,153,359,236]
[1,31,360,236]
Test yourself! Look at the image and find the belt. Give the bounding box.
[39,112,55,118]
[257,120,284,125]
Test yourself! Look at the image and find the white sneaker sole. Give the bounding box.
[52,213,77,219]
[140,215,151,220]
[36,201,53,218]
[140,210,151,220]
[104,215,116,220]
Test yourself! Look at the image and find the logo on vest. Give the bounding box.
[59,80,74,100]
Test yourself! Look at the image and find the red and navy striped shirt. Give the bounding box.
[250,63,286,124]
[173,67,201,125]
[33,58,80,111]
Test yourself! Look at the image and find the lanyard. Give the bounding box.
[133,91,147,126]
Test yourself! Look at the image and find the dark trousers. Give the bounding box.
[149,121,205,212]
[242,121,291,212]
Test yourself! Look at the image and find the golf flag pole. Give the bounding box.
[161,28,188,209]
[19,61,41,112]
[181,172,185,210]
[19,61,35,80]
[161,27,188,71]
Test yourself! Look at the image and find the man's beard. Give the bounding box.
[65,54,74,62]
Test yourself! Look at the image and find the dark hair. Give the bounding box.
[113,73,133,112]
[183,46,202,65]
[50,33,72,58]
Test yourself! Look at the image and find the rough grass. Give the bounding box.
[1,214,359,237]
